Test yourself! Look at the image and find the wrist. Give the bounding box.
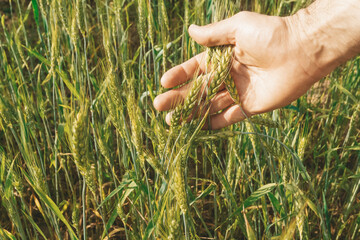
[285,0,360,83]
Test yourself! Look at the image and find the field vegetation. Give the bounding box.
[0,0,359,239]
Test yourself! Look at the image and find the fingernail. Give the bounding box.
[153,96,160,110]
[165,112,173,126]
[188,24,199,32]
[160,75,166,87]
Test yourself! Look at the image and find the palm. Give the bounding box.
[231,12,313,116]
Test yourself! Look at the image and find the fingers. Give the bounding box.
[208,104,248,130]
[208,90,234,114]
[153,81,222,112]
[153,83,192,111]
[165,104,248,130]
[161,14,240,89]
[161,52,207,89]
[164,89,235,126]
[154,71,228,112]
[188,15,238,47]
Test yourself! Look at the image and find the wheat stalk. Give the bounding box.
[168,45,235,217]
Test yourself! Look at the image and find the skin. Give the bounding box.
[153,0,360,130]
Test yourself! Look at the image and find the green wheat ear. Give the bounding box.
[72,103,97,195]
[56,0,69,34]
[171,45,234,128]
[173,146,188,215]
[76,0,86,36]
[206,45,234,101]
[225,73,240,104]
[171,74,204,128]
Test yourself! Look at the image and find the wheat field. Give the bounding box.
[0,0,359,239]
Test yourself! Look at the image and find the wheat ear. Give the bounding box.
[72,103,97,195]
[76,0,86,36]
[173,146,188,214]
[171,46,234,127]
[171,74,204,128]
[206,46,233,101]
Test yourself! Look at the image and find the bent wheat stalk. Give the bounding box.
[169,45,235,217]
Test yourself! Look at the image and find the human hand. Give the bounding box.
[154,11,312,129]
[153,1,360,130]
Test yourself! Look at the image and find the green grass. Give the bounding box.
[0,0,359,239]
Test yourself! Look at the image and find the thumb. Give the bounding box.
[188,16,237,47]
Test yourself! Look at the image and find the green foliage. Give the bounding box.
[0,0,359,239]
